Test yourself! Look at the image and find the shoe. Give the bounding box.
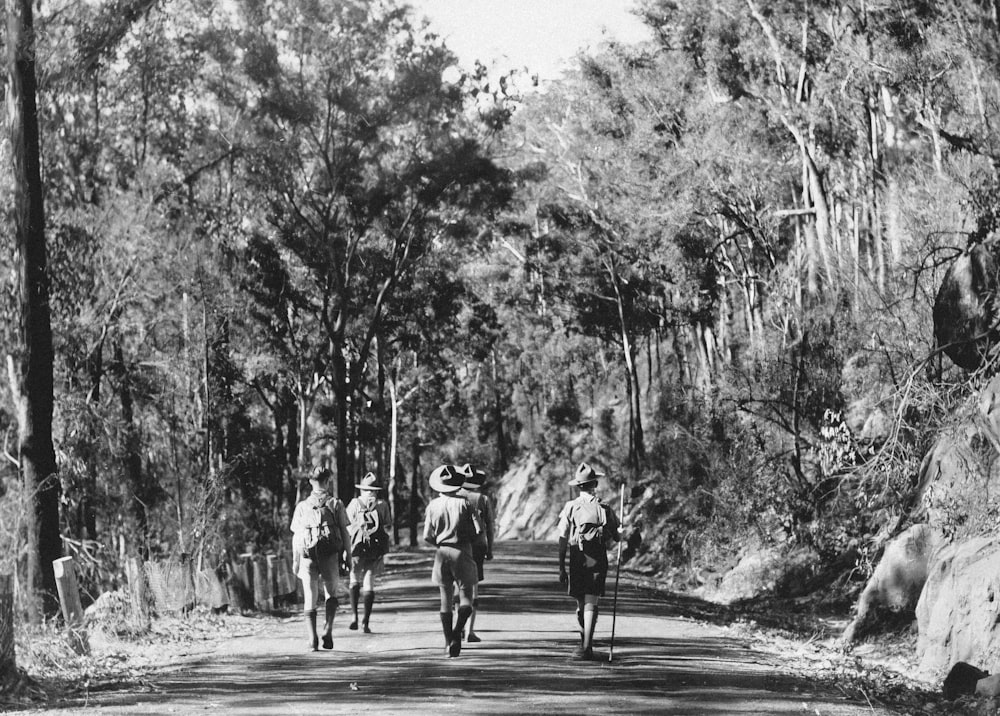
[363,624,372,634]
[449,638,462,658]
[467,632,481,643]
[348,621,358,631]
[581,646,593,661]
[322,634,333,650]
[310,637,319,652]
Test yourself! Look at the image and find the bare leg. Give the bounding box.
[439,583,455,653]
[467,583,481,642]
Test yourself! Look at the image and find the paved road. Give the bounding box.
[51,542,899,715]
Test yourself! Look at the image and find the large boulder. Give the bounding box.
[933,242,1000,370]
[916,538,1000,678]
[842,524,942,644]
[916,422,1000,530]
[706,545,819,604]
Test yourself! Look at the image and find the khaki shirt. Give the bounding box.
[290,488,351,557]
[459,489,494,551]
[423,494,480,549]
[557,492,620,547]
[346,495,392,543]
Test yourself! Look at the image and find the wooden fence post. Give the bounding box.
[125,557,151,628]
[252,555,272,612]
[52,557,89,655]
[0,575,15,685]
[228,556,253,613]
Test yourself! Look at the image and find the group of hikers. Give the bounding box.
[290,459,620,661]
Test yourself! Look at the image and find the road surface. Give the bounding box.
[40,542,900,715]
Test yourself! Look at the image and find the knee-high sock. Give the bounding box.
[323,597,338,634]
[582,603,598,649]
[453,604,473,642]
[362,591,375,626]
[350,584,361,622]
[439,610,454,646]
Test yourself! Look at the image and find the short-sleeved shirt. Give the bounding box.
[557,492,620,547]
[347,495,392,568]
[346,496,392,544]
[460,489,494,551]
[423,494,479,553]
[290,488,351,558]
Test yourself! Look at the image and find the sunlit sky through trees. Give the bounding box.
[407,0,651,81]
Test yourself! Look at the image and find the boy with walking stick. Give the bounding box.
[557,462,621,661]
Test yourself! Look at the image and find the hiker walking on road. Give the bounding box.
[346,472,391,634]
[424,464,481,658]
[456,463,494,643]
[290,467,352,651]
[557,462,621,661]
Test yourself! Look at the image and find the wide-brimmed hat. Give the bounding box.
[457,463,486,490]
[309,466,332,483]
[568,462,604,486]
[356,472,383,491]
[429,464,465,494]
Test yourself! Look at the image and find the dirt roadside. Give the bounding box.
[10,541,929,715]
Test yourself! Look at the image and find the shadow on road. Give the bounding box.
[84,540,895,715]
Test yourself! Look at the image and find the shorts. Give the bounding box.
[431,545,477,589]
[472,543,488,582]
[297,550,339,587]
[350,555,384,586]
[567,545,608,598]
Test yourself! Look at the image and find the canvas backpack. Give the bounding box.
[571,498,607,552]
[351,501,389,560]
[302,495,343,560]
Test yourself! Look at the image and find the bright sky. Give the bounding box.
[407,0,651,81]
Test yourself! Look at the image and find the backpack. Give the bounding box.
[571,499,607,553]
[301,496,343,560]
[351,502,389,561]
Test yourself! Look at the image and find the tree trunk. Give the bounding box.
[6,0,61,619]
[113,341,149,560]
[409,438,422,547]
[387,377,400,544]
[330,350,353,500]
[491,350,508,473]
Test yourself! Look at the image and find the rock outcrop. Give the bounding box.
[705,545,819,604]
[494,453,564,540]
[842,524,942,645]
[933,242,1000,370]
[916,538,1000,678]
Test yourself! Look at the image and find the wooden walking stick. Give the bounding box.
[608,482,625,663]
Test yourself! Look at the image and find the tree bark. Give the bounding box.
[409,438,422,547]
[6,0,61,619]
[113,341,149,560]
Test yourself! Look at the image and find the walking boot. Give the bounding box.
[306,610,319,652]
[362,590,375,634]
[322,597,338,650]
[348,584,361,630]
[439,612,454,656]
[451,605,472,658]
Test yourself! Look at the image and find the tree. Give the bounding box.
[233,0,512,499]
[6,0,61,617]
